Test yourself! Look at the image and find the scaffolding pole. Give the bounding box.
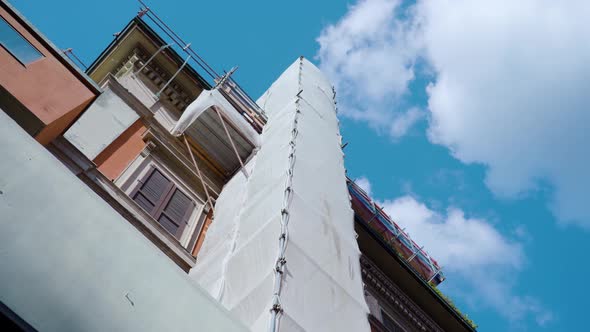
[183,135,215,212]
[135,43,173,74]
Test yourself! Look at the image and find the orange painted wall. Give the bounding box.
[0,5,96,144]
[35,101,89,145]
[192,209,214,257]
[94,120,147,181]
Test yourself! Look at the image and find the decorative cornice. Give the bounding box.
[114,45,193,112]
[361,256,443,332]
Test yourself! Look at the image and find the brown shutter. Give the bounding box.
[131,167,173,216]
[157,189,195,239]
[131,166,196,240]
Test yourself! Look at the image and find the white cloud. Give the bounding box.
[390,107,424,138]
[317,0,590,226]
[420,0,590,226]
[379,193,552,326]
[381,196,522,271]
[316,0,422,137]
[354,176,372,196]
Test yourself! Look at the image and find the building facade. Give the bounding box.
[0,1,99,144]
[0,2,476,331]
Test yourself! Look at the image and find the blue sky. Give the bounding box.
[11,0,588,330]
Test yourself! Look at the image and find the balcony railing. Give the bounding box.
[215,69,267,133]
[136,1,267,135]
[348,178,445,286]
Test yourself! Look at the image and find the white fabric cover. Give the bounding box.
[170,88,261,147]
[190,58,369,332]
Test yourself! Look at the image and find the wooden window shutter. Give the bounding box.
[157,189,195,239]
[130,165,196,240]
[131,167,174,216]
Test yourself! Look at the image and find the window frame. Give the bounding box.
[380,309,405,332]
[120,154,207,249]
[365,285,410,332]
[130,166,195,239]
[0,16,43,66]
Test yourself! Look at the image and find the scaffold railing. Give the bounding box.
[347,177,445,286]
[136,0,267,133]
[215,68,266,133]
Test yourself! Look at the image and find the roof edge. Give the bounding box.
[356,217,477,331]
[86,16,212,90]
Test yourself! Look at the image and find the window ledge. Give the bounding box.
[51,137,196,272]
[90,170,197,268]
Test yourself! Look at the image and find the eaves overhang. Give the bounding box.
[355,209,477,332]
[86,16,211,90]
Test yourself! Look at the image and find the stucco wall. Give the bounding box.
[64,88,139,160]
[0,110,246,332]
[93,119,147,181]
[0,4,97,144]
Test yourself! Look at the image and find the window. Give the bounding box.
[130,166,195,239]
[0,17,43,64]
[381,310,404,332]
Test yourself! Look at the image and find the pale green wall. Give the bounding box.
[64,88,139,160]
[0,109,247,332]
